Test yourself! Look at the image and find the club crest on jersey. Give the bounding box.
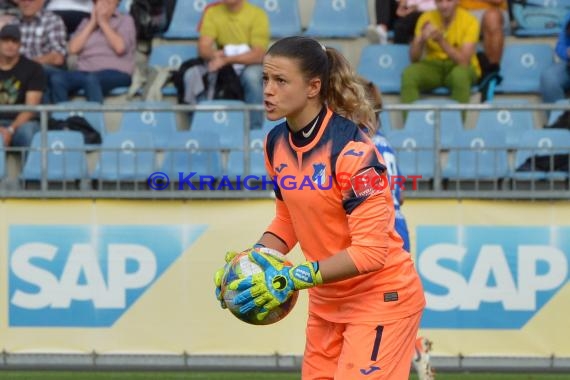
[350,167,384,197]
[311,163,327,185]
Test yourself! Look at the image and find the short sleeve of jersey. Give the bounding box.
[249,6,270,49]
[414,11,430,37]
[457,9,480,44]
[335,140,387,215]
[28,60,46,92]
[199,6,217,39]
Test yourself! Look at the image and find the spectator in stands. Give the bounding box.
[46,0,93,36]
[49,0,135,103]
[539,11,570,118]
[367,0,398,44]
[401,0,480,113]
[0,24,44,148]
[459,0,508,101]
[198,0,269,130]
[394,0,437,44]
[11,0,67,103]
[0,0,18,29]
[368,0,436,45]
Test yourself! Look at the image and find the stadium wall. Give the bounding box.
[1,199,569,371]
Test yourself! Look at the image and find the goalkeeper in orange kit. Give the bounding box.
[214,36,425,379]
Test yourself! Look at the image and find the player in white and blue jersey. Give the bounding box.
[372,132,410,252]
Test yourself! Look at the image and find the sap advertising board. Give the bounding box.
[418,226,569,329]
[9,225,206,327]
[8,224,569,330]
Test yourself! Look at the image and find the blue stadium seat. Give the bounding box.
[148,44,198,95]
[403,99,464,148]
[51,101,106,144]
[160,130,223,180]
[189,100,246,150]
[21,131,88,181]
[108,87,129,96]
[249,0,302,38]
[386,128,436,180]
[357,44,409,94]
[117,101,178,150]
[226,129,267,180]
[378,111,393,133]
[92,132,156,181]
[118,0,131,13]
[512,0,570,37]
[474,98,535,148]
[262,118,285,134]
[512,129,570,181]
[495,43,554,93]
[547,99,570,127]
[304,0,369,38]
[163,0,216,39]
[149,44,197,70]
[443,129,509,180]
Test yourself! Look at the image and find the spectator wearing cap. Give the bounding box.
[0,24,45,148]
[49,0,135,103]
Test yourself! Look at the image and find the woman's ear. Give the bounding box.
[306,77,322,99]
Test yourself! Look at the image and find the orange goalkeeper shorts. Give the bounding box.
[302,310,422,379]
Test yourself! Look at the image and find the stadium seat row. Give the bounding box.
[51,97,567,155]
[357,43,555,95]
[4,126,568,185]
[14,129,267,183]
[128,41,559,102]
[385,128,570,182]
[119,0,570,39]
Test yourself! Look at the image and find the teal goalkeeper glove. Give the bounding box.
[229,249,323,321]
[214,250,239,309]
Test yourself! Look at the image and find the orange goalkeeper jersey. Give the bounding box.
[264,109,425,323]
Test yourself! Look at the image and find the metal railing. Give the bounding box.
[0,102,568,200]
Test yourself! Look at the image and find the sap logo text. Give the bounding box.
[9,225,206,327]
[417,226,569,329]
[11,243,155,309]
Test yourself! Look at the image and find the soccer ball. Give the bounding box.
[220,249,299,325]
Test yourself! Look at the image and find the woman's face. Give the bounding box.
[262,54,320,123]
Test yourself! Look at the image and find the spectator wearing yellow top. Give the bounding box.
[460,0,507,100]
[401,0,480,108]
[198,0,269,130]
